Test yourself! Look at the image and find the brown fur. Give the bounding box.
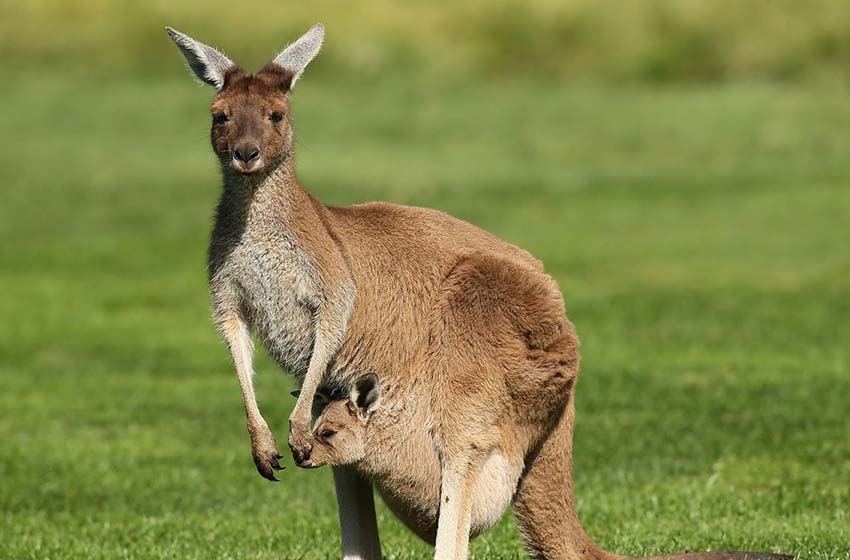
[169,26,793,560]
[209,66,294,175]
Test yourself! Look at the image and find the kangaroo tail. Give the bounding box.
[640,553,792,560]
[512,396,793,560]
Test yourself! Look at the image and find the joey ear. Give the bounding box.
[349,373,380,421]
[166,27,235,90]
[310,389,332,419]
[314,389,331,407]
[271,23,324,88]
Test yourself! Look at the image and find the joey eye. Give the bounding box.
[319,429,337,440]
[270,111,284,123]
[212,113,229,125]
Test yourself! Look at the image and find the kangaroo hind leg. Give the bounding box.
[513,400,619,560]
[433,442,495,560]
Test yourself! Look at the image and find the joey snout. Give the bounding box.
[291,440,313,467]
[293,449,322,469]
[293,432,334,469]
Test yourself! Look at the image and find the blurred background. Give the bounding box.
[1,1,848,559]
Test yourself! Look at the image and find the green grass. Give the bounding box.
[1,68,848,559]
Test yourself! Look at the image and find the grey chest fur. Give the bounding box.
[213,229,320,379]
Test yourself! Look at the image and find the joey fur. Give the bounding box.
[167,24,793,560]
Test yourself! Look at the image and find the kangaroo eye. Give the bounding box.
[270,111,284,123]
[319,429,337,440]
[212,113,229,125]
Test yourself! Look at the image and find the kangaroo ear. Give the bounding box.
[272,23,324,88]
[166,27,235,90]
[349,373,380,422]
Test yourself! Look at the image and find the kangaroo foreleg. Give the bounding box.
[288,281,355,463]
[219,310,283,482]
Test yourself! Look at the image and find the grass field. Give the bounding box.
[1,23,850,560]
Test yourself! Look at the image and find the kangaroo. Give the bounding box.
[166,24,793,560]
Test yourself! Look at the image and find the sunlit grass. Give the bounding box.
[0,67,848,559]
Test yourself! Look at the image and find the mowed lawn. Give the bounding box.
[0,71,848,559]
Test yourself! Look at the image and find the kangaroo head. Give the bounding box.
[302,374,381,469]
[166,24,323,176]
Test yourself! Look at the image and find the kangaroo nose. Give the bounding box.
[234,144,260,163]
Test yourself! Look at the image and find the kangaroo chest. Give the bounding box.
[214,228,320,378]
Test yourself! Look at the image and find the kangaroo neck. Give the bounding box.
[220,156,322,231]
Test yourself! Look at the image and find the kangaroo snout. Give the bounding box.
[234,143,260,163]
[232,143,262,173]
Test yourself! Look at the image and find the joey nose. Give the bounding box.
[234,144,261,163]
[293,445,312,467]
